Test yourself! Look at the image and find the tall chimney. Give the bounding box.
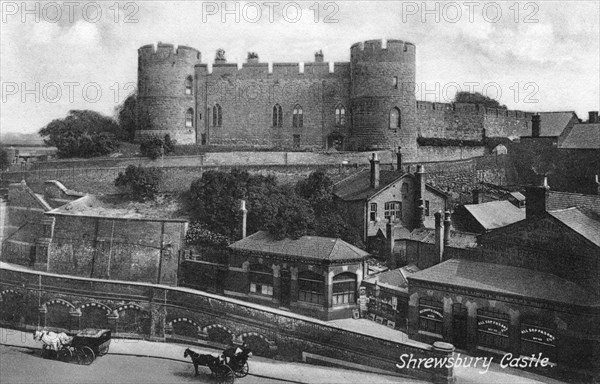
[240,199,248,239]
[370,153,380,189]
[434,211,444,264]
[396,147,403,172]
[415,165,425,228]
[595,175,599,195]
[532,114,541,137]
[315,50,324,63]
[525,176,550,219]
[472,189,481,204]
[443,211,451,246]
[589,111,599,124]
[386,219,396,267]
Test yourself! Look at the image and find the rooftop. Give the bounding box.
[229,231,369,262]
[527,111,578,137]
[400,227,478,249]
[363,264,421,290]
[462,200,526,231]
[548,207,600,248]
[408,259,600,307]
[559,123,600,149]
[547,191,600,215]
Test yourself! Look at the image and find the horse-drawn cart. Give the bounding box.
[34,329,111,365]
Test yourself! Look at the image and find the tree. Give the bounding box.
[116,92,137,142]
[0,147,9,171]
[115,165,162,201]
[454,91,506,109]
[140,134,176,160]
[39,110,120,158]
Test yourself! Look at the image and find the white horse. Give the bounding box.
[33,330,73,353]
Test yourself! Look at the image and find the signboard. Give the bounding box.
[419,307,443,322]
[477,319,509,336]
[358,287,368,311]
[521,325,556,345]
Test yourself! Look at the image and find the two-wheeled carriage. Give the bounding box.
[222,344,252,378]
[34,329,111,365]
[184,348,236,384]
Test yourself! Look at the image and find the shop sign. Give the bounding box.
[419,307,443,321]
[478,319,508,336]
[521,326,556,345]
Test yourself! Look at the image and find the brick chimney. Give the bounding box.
[532,114,541,137]
[435,211,444,264]
[472,189,481,204]
[589,111,599,124]
[595,175,599,195]
[240,199,248,239]
[525,176,550,219]
[443,211,451,246]
[415,165,425,228]
[315,50,324,63]
[396,147,403,172]
[370,153,380,189]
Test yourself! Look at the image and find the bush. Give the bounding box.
[115,165,162,201]
[185,222,232,247]
[140,134,176,160]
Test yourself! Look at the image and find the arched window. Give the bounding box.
[389,107,401,129]
[185,108,194,128]
[212,104,222,127]
[520,315,557,361]
[335,104,346,125]
[298,271,324,304]
[332,272,356,305]
[272,104,283,127]
[292,104,303,128]
[384,201,401,221]
[477,307,510,351]
[185,76,193,95]
[249,264,273,296]
[418,297,443,336]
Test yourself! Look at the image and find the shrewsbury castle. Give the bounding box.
[137,39,533,161]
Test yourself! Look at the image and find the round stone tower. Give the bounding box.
[137,43,202,144]
[349,39,417,157]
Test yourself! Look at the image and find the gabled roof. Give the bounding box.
[508,191,526,202]
[547,191,600,216]
[462,200,526,231]
[408,259,600,307]
[363,264,420,290]
[527,111,578,137]
[548,208,600,248]
[559,123,600,149]
[229,231,369,262]
[400,228,478,249]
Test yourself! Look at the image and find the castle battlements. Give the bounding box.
[351,39,415,62]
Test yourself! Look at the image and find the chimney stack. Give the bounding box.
[370,153,380,189]
[240,199,248,239]
[525,176,550,219]
[415,165,426,228]
[531,114,541,137]
[396,147,403,172]
[443,211,451,246]
[315,50,324,63]
[472,189,481,204]
[589,111,599,124]
[595,175,599,195]
[435,211,444,264]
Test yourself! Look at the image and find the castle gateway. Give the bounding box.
[136,39,532,160]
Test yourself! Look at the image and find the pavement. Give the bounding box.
[0,327,569,384]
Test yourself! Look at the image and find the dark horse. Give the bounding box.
[183,348,221,376]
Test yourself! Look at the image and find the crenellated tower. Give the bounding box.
[137,43,202,144]
[349,39,417,156]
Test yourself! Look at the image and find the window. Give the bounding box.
[298,271,324,305]
[520,317,556,361]
[293,134,300,149]
[425,200,430,216]
[249,264,273,296]
[332,273,356,305]
[389,107,401,129]
[273,104,283,127]
[418,297,443,336]
[393,76,398,89]
[292,104,303,128]
[185,108,193,128]
[384,201,401,221]
[369,203,377,222]
[335,104,346,125]
[185,76,193,95]
[477,308,510,351]
[212,104,222,127]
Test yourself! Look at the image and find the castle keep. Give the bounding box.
[137,39,533,161]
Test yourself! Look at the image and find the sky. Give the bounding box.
[1,0,599,135]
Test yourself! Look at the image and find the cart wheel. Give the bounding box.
[234,361,249,378]
[77,346,95,365]
[58,347,73,362]
[218,366,235,384]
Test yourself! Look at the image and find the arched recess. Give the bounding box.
[168,317,202,340]
[116,304,151,335]
[0,290,22,324]
[389,107,401,129]
[239,331,276,357]
[79,302,112,330]
[203,324,234,344]
[43,299,77,331]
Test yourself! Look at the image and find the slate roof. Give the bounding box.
[229,231,369,262]
[559,123,600,149]
[408,259,600,307]
[462,200,526,231]
[547,191,600,216]
[401,228,478,249]
[528,112,578,137]
[508,191,526,202]
[333,170,448,201]
[363,264,420,290]
[548,208,600,248]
